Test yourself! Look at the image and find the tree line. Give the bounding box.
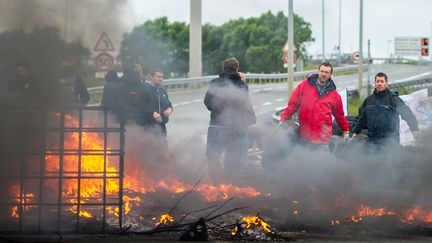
[120,11,314,77]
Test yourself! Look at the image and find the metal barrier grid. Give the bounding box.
[0,106,125,233]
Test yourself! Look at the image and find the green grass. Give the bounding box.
[348,96,363,116]
[89,92,102,105]
[84,77,104,88]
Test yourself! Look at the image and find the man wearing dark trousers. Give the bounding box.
[204,57,256,182]
[142,69,173,136]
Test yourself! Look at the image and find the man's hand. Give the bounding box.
[153,112,163,123]
[164,107,173,118]
[278,120,284,126]
[239,72,246,82]
[342,131,350,142]
[412,131,419,140]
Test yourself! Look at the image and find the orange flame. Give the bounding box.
[402,206,432,223]
[195,184,261,203]
[8,113,264,221]
[9,185,35,218]
[153,213,174,225]
[241,216,274,235]
[357,204,397,217]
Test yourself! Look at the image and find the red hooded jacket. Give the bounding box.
[280,74,349,144]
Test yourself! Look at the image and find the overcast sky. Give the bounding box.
[125,0,432,59]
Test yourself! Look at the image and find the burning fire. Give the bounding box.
[8,113,263,222]
[153,213,175,226]
[9,185,35,219]
[231,216,274,236]
[332,204,432,225]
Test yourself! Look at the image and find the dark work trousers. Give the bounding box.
[206,126,249,181]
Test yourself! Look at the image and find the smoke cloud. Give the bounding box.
[0,0,128,49]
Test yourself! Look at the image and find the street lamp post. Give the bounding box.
[338,0,342,63]
[287,0,294,98]
[322,0,325,61]
[189,0,202,78]
[357,0,365,98]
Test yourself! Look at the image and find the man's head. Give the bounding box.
[61,67,76,84]
[318,62,333,83]
[149,69,164,85]
[222,57,239,72]
[374,72,388,92]
[16,58,30,78]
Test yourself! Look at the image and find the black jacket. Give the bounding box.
[204,69,256,129]
[353,89,418,144]
[56,75,90,106]
[116,73,147,125]
[142,81,172,126]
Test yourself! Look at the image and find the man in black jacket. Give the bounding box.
[142,69,173,136]
[204,57,256,181]
[352,72,419,149]
[59,67,90,106]
[116,63,146,125]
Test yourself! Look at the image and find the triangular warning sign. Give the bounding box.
[94,32,115,52]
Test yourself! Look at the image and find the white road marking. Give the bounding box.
[275,98,285,102]
[262,102,273,106]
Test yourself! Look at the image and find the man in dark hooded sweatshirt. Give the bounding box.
[204,57,256,181]
[114,63,148,125]
[352,72,419,150]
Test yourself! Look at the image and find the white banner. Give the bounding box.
[338,88,348,116]
[399,89,431,146]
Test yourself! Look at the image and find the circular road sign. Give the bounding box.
[352,51,360,60]
[95,52,114,72]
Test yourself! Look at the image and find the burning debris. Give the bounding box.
[154,213,175,226]
[1,104,432,241]
[231,215,276,241]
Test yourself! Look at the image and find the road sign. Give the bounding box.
[282,40,297,64]
[394,37,421,56]
[282,51,296,64]
[95,52,114,72]
[94,32,115,52]
[352,51,360,60]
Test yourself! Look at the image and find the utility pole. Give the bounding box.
[367,39,371,95]
[357,0,364,98]
[287,0,294,98]
[338,0,342,63]
[65,0,68,42]
[189,0,202,77]
[322,0,325,61]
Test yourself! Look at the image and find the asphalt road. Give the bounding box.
[166,64,432,140]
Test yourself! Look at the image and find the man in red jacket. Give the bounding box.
[279,62,349,152]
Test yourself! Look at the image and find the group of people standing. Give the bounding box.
[3,58,90,106]
[2,57,421,181]
[278,62,419,152]
[208,59,421,180]
[101,63,173,137]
